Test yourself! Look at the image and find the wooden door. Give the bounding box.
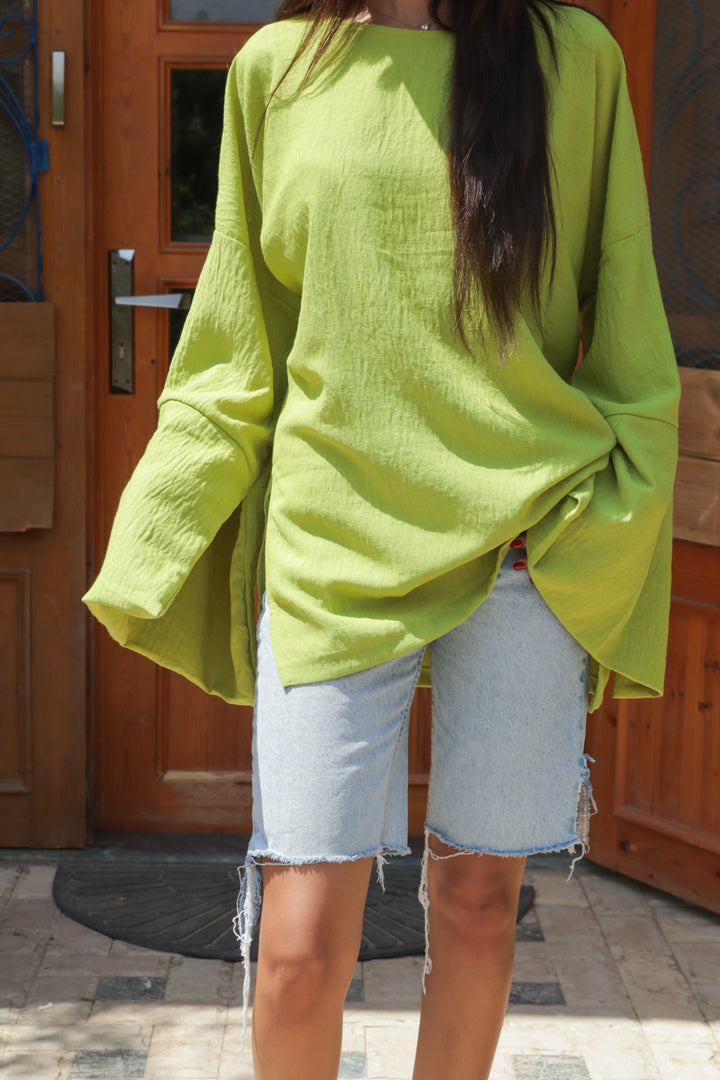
[91,2,261,832]
[585,0,720,913]
[0,0,88,847]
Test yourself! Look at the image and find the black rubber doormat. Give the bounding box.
[52,862,534,962]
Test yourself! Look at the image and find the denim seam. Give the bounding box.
[246,843,412,864]
[375,647,425,880]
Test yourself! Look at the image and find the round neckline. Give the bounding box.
[347,19,453,35]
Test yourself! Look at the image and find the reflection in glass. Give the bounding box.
[650,0,720,369]
[170,0,279,21]
[171,68,226,243]
[169,288,196,365]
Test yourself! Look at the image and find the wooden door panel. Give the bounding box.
[92,3,259,831]
[584,0,720,912]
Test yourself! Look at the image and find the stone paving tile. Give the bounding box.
[512,941,559,983]
[15,999,94,1026]
[7,1020,153,1055]
[25,955,106,1014]
[516,921,546,943]
[667,940,720,984]
[45,912,113,956]
[365,1021,419,1079]
[595,912,671,959]
[0,1049,75,1079]
[69,1048,148,1078]
[99,949,173,978]
[500,1013,585,1056]
[12,866,57,901]
[144,1005,226,1079]
[218,1051,255,1080]
[164,955,233,1005]
[339,1049,368,1078]
[145,1038,223,1078]
[89,996,185,1025]
[144,1006,227,1075]
[221,1004,252,1055]
[654,904,720,943]
[579,870,653,914]
[341,1021,367,1052]
[362,957,424,1008]
[95,975,167,1001]
[692,979,720,1016]
[0,867,20,908]
[510,981,566,1007]
[552,957,634,1012]
[16,956,107,1026]
[0,931,48,956]
[513,1054,590,1079]
[108,937,180,960]
[523,871,589,908]
[650,1042,720,1080]
[0,898,60,945]
[488,1056,518,1080]
[564,1016,662,1080]
[533,905,613,963]
[615,953,714,1038]
[0,953,46,1009]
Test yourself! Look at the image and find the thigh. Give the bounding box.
[427,548,591,856]
[250,596,424,862]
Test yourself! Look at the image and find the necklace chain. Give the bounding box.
[363,4,434,29]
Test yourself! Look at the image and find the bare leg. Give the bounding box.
[251,857,373,1080]
[413,835,526,1080]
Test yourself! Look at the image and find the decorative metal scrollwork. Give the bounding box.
[0,1,47,301]
[651,0,720,370]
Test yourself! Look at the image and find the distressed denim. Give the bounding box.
[233,545,595,1037]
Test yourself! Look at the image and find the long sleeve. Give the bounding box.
[527,47,681,710]
[83,52,299,702]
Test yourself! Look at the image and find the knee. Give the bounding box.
[429,859,522,943]
[257,936,354,1020]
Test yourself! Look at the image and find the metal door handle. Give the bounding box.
[52,51,65,127]
[109,249,193,394]
[115,293,192,310]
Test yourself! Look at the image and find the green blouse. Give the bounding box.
[84,8,681,712]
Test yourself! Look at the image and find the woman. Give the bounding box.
[84,1,680,1076]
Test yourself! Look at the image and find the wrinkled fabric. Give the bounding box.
[83,9,680,712]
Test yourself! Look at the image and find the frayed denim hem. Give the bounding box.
[231,843,411,1052]
[419,753,598,992]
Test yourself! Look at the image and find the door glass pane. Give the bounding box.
[650,0,720,369]
[170,0,279,20]
[171,68,226,242]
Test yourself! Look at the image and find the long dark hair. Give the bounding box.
[267,0,582,352]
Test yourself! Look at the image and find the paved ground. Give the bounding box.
[0,857,719,1079]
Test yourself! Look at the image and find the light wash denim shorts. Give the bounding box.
[233,545,596,1032]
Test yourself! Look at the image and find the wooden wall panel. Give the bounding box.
[0,303,55,531]
[0,569,31,794]
[678,367,720,461]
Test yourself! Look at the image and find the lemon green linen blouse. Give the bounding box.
[84,8,681,713]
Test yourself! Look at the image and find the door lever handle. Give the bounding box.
[109,247,193,394]
[115,293,192,310]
